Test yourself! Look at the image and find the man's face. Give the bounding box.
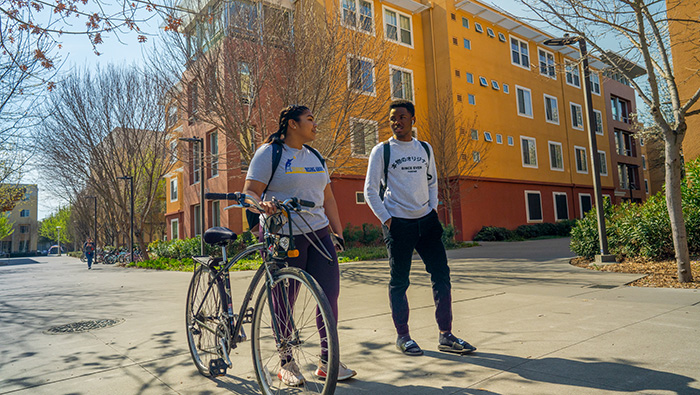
[389,107,415,142]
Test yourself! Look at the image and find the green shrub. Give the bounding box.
[343,223,384,247]
[473,226,515,241]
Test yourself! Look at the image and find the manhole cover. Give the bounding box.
[45,318,125,334]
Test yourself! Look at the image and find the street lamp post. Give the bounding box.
[86,196,97,247]
[117,176,134,261]
[179,136,205,256]
[544,35,615,264]
[56,226,61,256]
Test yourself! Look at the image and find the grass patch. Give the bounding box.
[338,246,387,262]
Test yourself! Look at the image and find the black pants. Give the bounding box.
[382,210,452,337]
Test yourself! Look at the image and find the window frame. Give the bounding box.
[543,93,559,125]
[350,117,379,157]
[211,200,221,228]
[20,209,30,217]
[461,17,469,28]
[553,192,569,221]
[510,35,530,70]
[590,71,601,95]
[484,132,493,142]
[355,191,366,204]
[479,76,488,87]
[466,72,474,84]
[578,193,592,218]
[467,93,476,105]
[525,190,543,223]
[475,22,483,33]
[515,85,533,118]
[209,131,219,177]
[347,54,376,95]
[463,38,471,50]
[470,129,479,140]
[389,64,414,101]
[520,136,538,168]
[570,102,584,130]
[170,218,179,240]
[597,150,608,176]
[170,177,178,202]
[382,6,413,47]
[548,141,564,171]
[496,134,503,144]
[565,59,581,88]
[341,0,374,34]
[503,83,510,94]
[575,145,588,174]
[508,136,514,146]
[538,48,556,79]
[594,109,604,135]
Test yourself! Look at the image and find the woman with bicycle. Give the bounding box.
[243,105,356,386]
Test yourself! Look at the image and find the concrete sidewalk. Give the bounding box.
[1,238,699,394]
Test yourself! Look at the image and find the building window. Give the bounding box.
[239,62,252,103]
[356,191,366,204]
[452,37,458,45]
[471,129,479,140]
[553,192,569,221]
[611,96,630,123]
[510,36,530,69]
[170,178,178,202]
[597,150,608,176]
[498,32,506,42]
[521,136,538,168]
[20,209,30,217]
[525,191,543,222]
[193,204,202,236]
[594,110,604,135]
[503,84,509,94]
[590,72,601,95]
[614,130,634,156]
[544,94,559,124]
[538,48,556,78]
[496,134,503,144]
[579,194,592,217]
[508,136,514,146]
[475,22,483,33]
[351,118,378,157]
[167,104,179,129]
[549,141,564,171]
[390,66,413,100]
[342,0,373,33]
[20,225,29,234]
[486,27,495,37]
[463,38,471,49]
[462,17,469,28]
[516,86,533,118]
[565,59,581,88]
[645,179,649,194]
[455,69,460,77]
[472,151,481,162]
[642,155,647,170]
[491,80,500,90]
[384,7,412,46]
[479,76,488,87]
[348,56,375,94]
[575,146,588,173]
[192,143,201,184]
[484,132,493,142]
[457,94,463,102]
[209,131,219,177]
[171,219,179,240]
[170,140,178,164]
[570,102,584,130]
[466,73,474,84]
[212,201,220,228]
[468,94,475,105]
[188,82,198,121]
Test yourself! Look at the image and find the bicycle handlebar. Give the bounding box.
[205,192,315,212]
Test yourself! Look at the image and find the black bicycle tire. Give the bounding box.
[250,267,339,395]
[185,265,228,377]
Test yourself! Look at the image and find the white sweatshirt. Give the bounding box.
[364,137,438,224]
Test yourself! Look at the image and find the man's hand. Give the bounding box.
[384,218,392,228]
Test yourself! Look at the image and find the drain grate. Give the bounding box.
[45,318,124,334]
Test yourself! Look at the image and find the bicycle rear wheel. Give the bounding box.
[186,265,229,377]
[251,267,339,395]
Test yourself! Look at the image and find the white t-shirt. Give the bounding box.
[246,143,330,235]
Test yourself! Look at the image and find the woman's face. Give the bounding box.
[288,109,317,143]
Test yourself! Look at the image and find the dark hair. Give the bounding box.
[389,99,415,117]
[266,105,310,144]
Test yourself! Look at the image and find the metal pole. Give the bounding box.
[579,39,611,258]
[130,176,134,261]
[93,197,97,247]
[199,138,205,256]
[57,227,61,256]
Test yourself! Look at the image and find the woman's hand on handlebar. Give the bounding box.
[258,200,278,216]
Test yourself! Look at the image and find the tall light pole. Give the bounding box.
[179,136,205,255]
[544,35,615,263]
[117,176,134,261]
[56,226,61,256]
[86,196,97,247]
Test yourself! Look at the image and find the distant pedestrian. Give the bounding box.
[363,99,477,356]
[83,238,96,270]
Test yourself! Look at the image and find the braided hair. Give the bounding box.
[265,105,310,144]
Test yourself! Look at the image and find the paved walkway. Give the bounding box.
[1,238,699,394]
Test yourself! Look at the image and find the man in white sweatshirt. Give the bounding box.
[363,99,476,356]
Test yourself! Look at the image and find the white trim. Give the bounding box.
[520,135,538,168]
[524,190,543,223]
[389,64,415,101]
[565,59,581,89]
[169,177,178,202]
[382,5,414,48]
[590,71,601,95]
[355,191,366,204]
[509,35,530,70]
[548,141,564,171]
[597,150,608,176]
[543,93,559,125]
[574,145,588,174]
[578,193,592,218]
[552,192,569,221]
[170,218,180,240]
[496,134,503,144]
[340,0,375,35]
[570,102,584,130]
[593,109,604,135]
[515,85,533,118]
[507,135,514,146]
[537,47,556,79]
[347,54,376,96]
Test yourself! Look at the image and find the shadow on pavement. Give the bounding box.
[0,258,43,267]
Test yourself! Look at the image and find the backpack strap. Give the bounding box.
[303,144,326,168]
[419,140,433,181]
[380,140,432,201]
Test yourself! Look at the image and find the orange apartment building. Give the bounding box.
[166,0,645,241]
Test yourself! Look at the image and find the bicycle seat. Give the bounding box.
[203,227,238,246]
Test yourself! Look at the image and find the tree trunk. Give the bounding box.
[664,131,693,282]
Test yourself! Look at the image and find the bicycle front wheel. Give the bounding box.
[186,265,229,377]
[251,267,339,395]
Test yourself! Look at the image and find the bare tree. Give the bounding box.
[423,89,488,228]
[37,65,173,257]
[520,0,700,282]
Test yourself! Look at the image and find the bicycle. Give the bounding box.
[185,192,339,395]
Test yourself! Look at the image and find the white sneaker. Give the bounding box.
[278,360,305,386]
[314,361,357,381]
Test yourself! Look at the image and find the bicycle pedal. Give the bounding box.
[209,358,228,377]
[243,307,254,324]
[236,326,248,342]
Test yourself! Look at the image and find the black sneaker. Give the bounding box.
[396,336,423,356]
[438,332,476,354]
